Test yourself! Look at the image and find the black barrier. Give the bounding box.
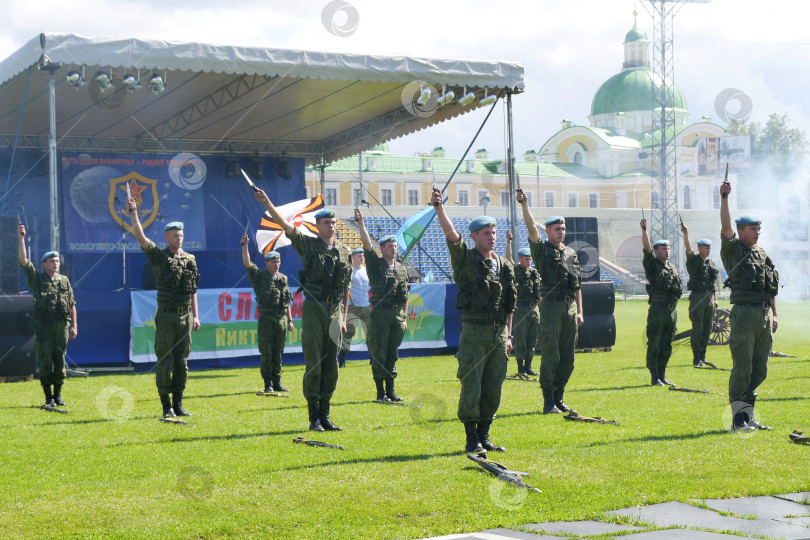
[0,335,35,376]
[577,313,616,349]
[0,216,20,295]
[581,281,615,316]
[0,294,34,336]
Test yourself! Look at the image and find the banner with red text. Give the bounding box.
[129,284,445,362]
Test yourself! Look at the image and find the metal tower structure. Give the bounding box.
[642,0,711,270]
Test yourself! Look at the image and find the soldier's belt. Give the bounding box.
[734,301,771,309]
[543,295,574,303]
[515,301,538,307]
[376,303,403,312]
[158,305,191,314]
[650,301,677,310]
[462,311,507,326]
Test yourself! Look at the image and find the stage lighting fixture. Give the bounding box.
[417,85,431,106]
[458,86,475,106]
[437,85,455,106]
[93,71,113,91]
[479,89,497,106]
[66,70,86,89]
[248,157,264,180]
[224,157,239,178]
[275,155,292,180]
[122,74,141,94]
[148,73,166,95]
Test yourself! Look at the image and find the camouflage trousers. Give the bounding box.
[728,304,772,404]
[154,310,192,395]
[258,312,288,379]
[688,291,715,357]
[645,302,677,374]
[513,303,539,364]
[455,322,508,423]
[368,304,405,380]
[34,318,70,385]
[301,298,342,401]
[538,299,578,393]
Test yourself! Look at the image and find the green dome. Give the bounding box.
[590,67,687,117]
[625,27,647,42]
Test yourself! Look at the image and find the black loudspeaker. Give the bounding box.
[0,216,20,295]
[0,335,36,376]
[577,313,616,349]
[581,281,615,316]
[564,216,600,282]
[0,295,35,336]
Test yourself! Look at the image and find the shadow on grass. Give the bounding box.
[757,396,807,403]
[187,373,240,379]
[580,429,729,448]
[574,384,652,393]
[278,449,461,472]
[110,428,303,447]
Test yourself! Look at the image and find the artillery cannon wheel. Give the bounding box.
[710,309,731,345]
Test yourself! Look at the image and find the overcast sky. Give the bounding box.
[2,0,808,160]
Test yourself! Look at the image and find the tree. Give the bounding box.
[727,113,807,173]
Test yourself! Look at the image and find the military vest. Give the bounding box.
[368,258,410,306]
[646,257,683,304]
[515,264,541,304]
[455,249,516,320]
[32,273,72,320]
[255,271,292,314]
[725,242,779,304]
[687,255,719,293]
[156,250,200,307]
[298,238,351,302]
[538,242,581,297]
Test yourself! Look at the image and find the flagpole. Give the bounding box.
[358,183,453,282]
[505,91,521,263]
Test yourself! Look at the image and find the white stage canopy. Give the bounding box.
[0,33,524,163]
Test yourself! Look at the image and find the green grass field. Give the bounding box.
[1,299,808,540]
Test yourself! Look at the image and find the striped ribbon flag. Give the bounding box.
[256,194,324,256]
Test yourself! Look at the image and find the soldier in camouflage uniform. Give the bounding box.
[505,232,541,377]
[354,209,410,402]
[640,219,682,387]
[254,189,351,432]
[242,236,294,393]
[517,191,584,414]
[720,181,778,433]
[681,224,719,367]
[18,225,77,408]
[128,198,200,418]
[432,188,515,455]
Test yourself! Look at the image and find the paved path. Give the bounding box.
[420,492,810,540]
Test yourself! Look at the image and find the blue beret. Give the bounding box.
[517,248,531,257]
[314,209,336,219]
[164,221,184,231]
[379,235,397,246]
[351,247,364,255]
[41,251,59,263]
[469,216,496,232]
[696,238,712,247]
[735,215,762,227]
[544,216,565,226]
[264,251,280,260]
[652,239,670,248]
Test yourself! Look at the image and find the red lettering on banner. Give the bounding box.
[291,291,303,319]
[237,292,252,321]
[219,293,232,321]
[254,301,260,320]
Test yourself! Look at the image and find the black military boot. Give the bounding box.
[516,358,525,375]
[731,410,754,433]
[40,382,54,408]
[477,421,506,452]
[554,388,570,412]
[658,366,673,386]
[542,389,562,414]
[385,378,403,402]
[649,368,663,386]
[464,421,485,454]
[263,378,274,393]
[160,394,176,418]
[693,353,705,367]
[172,392,191,416]
[52,383,67,407]
[319,400,342,431]
[308,400,324,432]
[524,359,538,376]
[337,350,347,368]
[374,379,390,402]
[272,375,288,392]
